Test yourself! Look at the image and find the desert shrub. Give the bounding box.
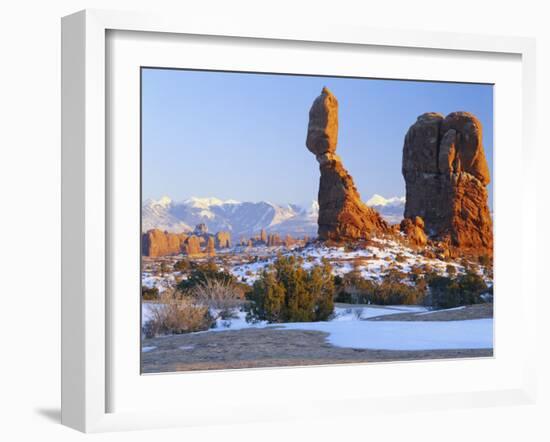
[457,271,488,303]
[374,278,425,305]
[335,269,424,305]
[173,259,191,272]
[335,270,376,304]
[141,286,159,300]
[344,243,356,253]
[192,277,244,320]
[177,261,237,293]
[408,265,424,283]
[427,270,487,309]
[247,255,334,323]
[145,291,213,337]
[478,254,491,267]
[446,264,457,277]
[395,254,407,263]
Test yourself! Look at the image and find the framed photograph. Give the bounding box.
[61,9,537,432]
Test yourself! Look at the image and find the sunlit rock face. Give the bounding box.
[402,111,493,255]
[141,229,188,257]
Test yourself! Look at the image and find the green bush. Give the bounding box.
[334,270,376,304]
[446,264,457,277]
[335,269,425,305]
[177,261,236,293]
[428,270,487,309]
[375,280,424,305]
[173,259,191,271]
[247,255,334,323]
[478,254,491,267]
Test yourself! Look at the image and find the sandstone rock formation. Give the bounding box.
[400,216,427,246]
[185,235,201,256]
[268,233,281,247]
[402,112,493,255]
[306,87,388,241]
[215,231,231,249]
[205,236,216,256]
[142,229,188,257]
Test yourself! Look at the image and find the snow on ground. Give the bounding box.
[142,346,157,352]
[142,272,178,293]
[280,318,492,350]
[211,311,268,331]
[331,305,428,320]
[142,303,493,351]
[229,239,479,285]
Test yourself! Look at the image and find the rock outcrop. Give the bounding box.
[215,231,231,249]
[185,235,201,256]
[205,236,216,256]
[306,87,388,241]
[400,216,427,246]
[142,229,188,257]
[402,112,492,255]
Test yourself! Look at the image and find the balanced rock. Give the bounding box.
[402,112,492,255]
[306,87,388,241]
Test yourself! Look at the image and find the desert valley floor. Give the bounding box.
[141,240,493,373]
[142,303,493,373]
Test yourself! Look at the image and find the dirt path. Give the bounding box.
[142,326,492,373]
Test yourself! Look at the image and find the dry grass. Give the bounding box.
[145,291,212,337]
[192,278,243,314]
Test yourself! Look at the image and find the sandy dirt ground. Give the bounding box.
[142,304,493,373]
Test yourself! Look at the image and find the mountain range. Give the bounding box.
[142,194,405,238]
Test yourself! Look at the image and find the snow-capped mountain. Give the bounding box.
[366,194,406,224]
[141,196,193,233]
[142,197,319,238]
[142,195,404,238]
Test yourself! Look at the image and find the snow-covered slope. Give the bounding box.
[141,197,193,233]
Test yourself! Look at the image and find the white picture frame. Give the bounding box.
[61,9,537,433]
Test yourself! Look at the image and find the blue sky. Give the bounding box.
[142,68,493,208]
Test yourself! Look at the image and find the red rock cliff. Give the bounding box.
[402,112,493,255]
